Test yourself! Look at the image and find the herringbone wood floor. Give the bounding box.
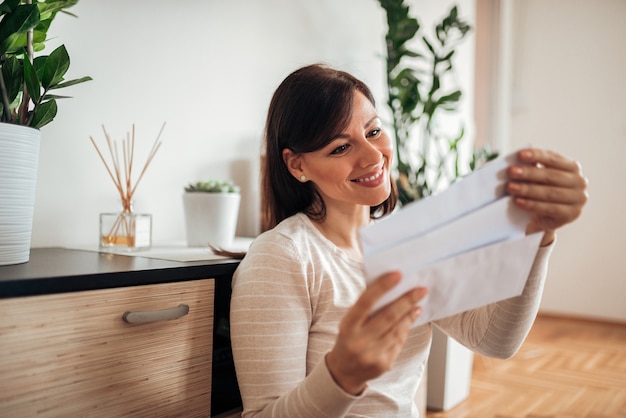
[426,314,626,418]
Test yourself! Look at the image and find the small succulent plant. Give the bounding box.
[184,180,240,193]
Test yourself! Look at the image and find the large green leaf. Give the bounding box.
[0,4,39,55]
[42,44,70,88]
[0,0,21,14]
[436,90,462,111]
[41,93,70,100]
[23,55,41,103]
[1,54,22,103]
[31,98,57,128]
[392,68,420,114]
[31,14,52,50]
[51,75,92,89]
[38,0,79,19]
[33,54,47,76]
[5,28,46,53]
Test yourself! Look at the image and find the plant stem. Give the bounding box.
[0,60,12,121]
[26,0,34,61]
[18,0,35,125]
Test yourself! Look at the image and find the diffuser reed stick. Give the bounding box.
[90,123,165,248]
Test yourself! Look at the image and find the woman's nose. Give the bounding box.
[358,138,383,167]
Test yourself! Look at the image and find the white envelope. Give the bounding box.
[366,232,543,327]
[362,197,531,279]
[360,151,524,257]
[359,149,543,326]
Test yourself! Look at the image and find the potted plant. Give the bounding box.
[378,0,497,205]
[0,0,91,265]
[182,180,241,248]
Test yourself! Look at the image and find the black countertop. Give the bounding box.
[0,247,240,299]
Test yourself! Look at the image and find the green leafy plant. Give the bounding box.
[185,180,240,194]
[0,0,91,128]
[378,0,497,205]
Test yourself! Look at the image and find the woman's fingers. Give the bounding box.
[506,148,589,244]
[519,200,582,230]
[508,164,586,190]
[517,148,580,172]
[343,270,426,336]
[341,271,402,328]
[507,148,588,203]
[364,285,427,339]
[506,181,587,206]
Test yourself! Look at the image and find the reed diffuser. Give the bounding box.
[90,123,164,251]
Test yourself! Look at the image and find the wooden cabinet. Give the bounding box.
[0,279,215,417]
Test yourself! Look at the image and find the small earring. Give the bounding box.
[300,175,306,182]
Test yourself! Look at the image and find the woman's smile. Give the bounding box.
[351,167,385,186]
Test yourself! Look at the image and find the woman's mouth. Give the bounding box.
[351,168,384,184]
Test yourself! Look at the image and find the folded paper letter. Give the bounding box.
[359,150,543,327]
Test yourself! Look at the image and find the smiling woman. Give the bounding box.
[261,64,398,233]
[229,63,587,417]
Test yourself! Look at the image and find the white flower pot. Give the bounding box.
[0,123,41,265]
[183,192,240,248]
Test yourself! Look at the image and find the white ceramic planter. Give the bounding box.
[0,123,41,266]
[183,192,240,248]
[427,327,473,411]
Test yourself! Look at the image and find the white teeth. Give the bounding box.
[354,169,382,182]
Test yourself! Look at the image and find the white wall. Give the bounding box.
[509,0,626,322]
[32,0,391,246]
[32,0,474,247]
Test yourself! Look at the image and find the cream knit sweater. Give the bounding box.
[230,213,553,417]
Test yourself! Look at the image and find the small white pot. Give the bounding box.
[182,192,240,248]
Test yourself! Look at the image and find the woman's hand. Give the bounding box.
[506,148,589,246]
[325,272,427,395]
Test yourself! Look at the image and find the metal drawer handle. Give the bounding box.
[122,304,190,324]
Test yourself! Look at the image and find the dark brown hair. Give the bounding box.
[261,64,397,231]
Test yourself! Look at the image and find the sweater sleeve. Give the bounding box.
[229,233,361,418]
[433,242,555,359]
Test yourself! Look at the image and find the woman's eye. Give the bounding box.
[330,144,349,155]
[367,128,381,138]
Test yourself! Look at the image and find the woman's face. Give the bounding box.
[285,91,393,213]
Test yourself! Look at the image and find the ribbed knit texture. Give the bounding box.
[230,213,553,417]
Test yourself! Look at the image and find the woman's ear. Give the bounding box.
[282,148,304,180]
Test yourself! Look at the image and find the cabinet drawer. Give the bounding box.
[0,279,214,417]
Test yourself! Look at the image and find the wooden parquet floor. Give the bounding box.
[426,315,626,418]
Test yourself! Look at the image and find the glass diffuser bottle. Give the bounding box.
[90,123,164,252]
